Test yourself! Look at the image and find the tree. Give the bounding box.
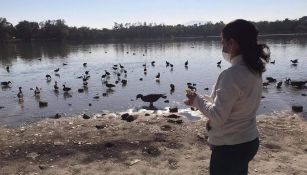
[15,20,39,41]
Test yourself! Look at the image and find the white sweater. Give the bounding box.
[192,55,261,145]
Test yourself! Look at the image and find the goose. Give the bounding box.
[121,79,127,85]
[170,84,175,91]
[290,59,298,64]
[185,60,188,66]
[17,87,23,99]
[136,94,167,107]
[63,85,72,92]
[83,81,88,86]
[270,60,275,64]
[144,67,147,72]
[155,72,160,79]
[119,64,124,69]
[101,74,107,79]
[105,70,111,76]
[287,79,307,88]
[166,61,170,67]
[83,63,87,67]
[1,81,12,86]
[112,67,118,71]
[151,61,155,66]
[54,68,60,72]
[263,82,269,88]
[54,81,59,90]
[105,81,116,89]
[142,63,146,67]
[85,71,89,75]
[46,74,51,80]
[276,81,282,89]
[170,64,174,68]
[34,86,40,96]
[217,60,222,65]
[123,70,127,74]
[6,66,10,71]
[266,77,277,83]
[63,63,68,66]
[38,58,42,61]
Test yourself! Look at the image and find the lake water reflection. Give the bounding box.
[0,38,307,126]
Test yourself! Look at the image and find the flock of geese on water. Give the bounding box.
[1,55,307,108]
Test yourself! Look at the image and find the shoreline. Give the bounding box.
[0,111,306,174]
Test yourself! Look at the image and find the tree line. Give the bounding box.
[1,16,307,42]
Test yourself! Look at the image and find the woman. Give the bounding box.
[184,19,270,175]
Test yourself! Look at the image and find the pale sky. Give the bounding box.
[1,0,306,29]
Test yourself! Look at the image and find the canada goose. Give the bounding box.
[155,72,160,79]
[136,94,167,107]
[270,60,275,64]
[83,63,87,67]
[17,87,23,99]
[217,60,222,65]
[63,63,68,66]
[170,64,174,68]
[6,66,10,71]
[266,77,277,83]
[83,81,88,86]
[34,86,40,96]
[101,74,107,79]
[170,84,175,91]
[166,61,170,67]
[63,85,72,92]
[1,81,12,86]
[54,68,60,72]
[151,61,155,66]
[46,74,51,80]
[263,82,269,88]
[119,64,124,69]
[54,81,59,90]
[290,59,298,64]
[105,81,115,89]
[276,81,282,89]
[105,70,111,76]
[288,79,307,88]
[185,60,188,66]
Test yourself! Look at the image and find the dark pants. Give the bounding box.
[210,138,259,175]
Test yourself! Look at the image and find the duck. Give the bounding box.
[34,86,40,96]
[101,74,107,79]
[54,68,60,72]
[217,60,222,65]
[287,79,307,88]
[170,64,174,68]
[63,85,72,92]
[185,60,188,66]
[17,87,23,99]
[119,64,124,69]
[136,94,167,107]
[46,74,51,80]
[54,81,59,90]
[105,81,116,89]
[266,77,277,83]
[83,63,87,67]
[155,72,160,79]
[263,82,269,88]
[83,80,88,86]
[1,81,12,86]
[151,61,155,66]
[290,59,298,64]
[270,60,275,64]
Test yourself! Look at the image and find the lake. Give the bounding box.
[1,38,307,126]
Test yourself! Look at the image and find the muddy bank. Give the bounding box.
[0,112,306,175]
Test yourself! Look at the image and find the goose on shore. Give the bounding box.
[54,81,59,91]
[217,60,222,65]
[287,78,307,88]
[34,86,40,96]
[54,68,60,72]
[6,66,10,72]
[185,60,188,66]
[1,81,12,86]
[290,59,298,64]
[105,70,111,76]
[270,60,275,64]
[136,94,167,107]
[83,63,87,67]
[46,74,51,80]
[63,85,72,92]
[155,72,160,79]
[105,81,116,89]
[17,87,23,99]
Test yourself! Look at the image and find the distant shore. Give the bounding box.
[2,33,307,44]
[0,111,306,175]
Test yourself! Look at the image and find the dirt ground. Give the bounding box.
[0,111,306,175]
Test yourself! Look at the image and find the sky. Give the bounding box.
[1,0,306,29]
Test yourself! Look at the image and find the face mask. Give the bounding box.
[222,51,231,63]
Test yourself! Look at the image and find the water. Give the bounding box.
[0,38,307,126]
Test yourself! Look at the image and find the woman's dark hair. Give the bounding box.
[222,19,270,75]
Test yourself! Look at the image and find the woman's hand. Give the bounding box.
[184,89,197,106]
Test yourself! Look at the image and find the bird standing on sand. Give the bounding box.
[136,94,167,107]
[46,74,51,80]
[217,60,222,65]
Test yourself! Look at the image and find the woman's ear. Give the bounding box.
[229,38,240,56]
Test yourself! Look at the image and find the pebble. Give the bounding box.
[169,107,178,113]
[83,114,90,119]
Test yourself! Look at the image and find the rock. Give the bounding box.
[105,142,114,148]
[261,96,266,99]
[166,114,181,119]
[121,113,135,122]
[95,124,106,130]
[160,125,172,131]
[93,96,99,99]
[292,105,303,113]
[53,113,62,119]
[164,100,170,103]
[26,152,39,160]
[39,165,48,170]
[129,159,141,166]
[83,114,90,119]
[169,107,178,113]
[78,89,84,93]
[167,119,183,124]
[143,146,160,156]
[39,101,48,107]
